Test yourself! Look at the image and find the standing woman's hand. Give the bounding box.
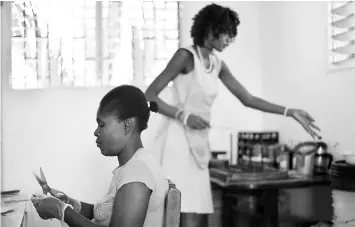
[180,113,210,130]
[288,109,321,139]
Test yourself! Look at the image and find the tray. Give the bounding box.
[1,205,14,215]
[1,190,20,196]
[330,161,355,176]
[210,165,289,184]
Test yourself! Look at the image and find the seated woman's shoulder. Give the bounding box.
[133,148,162,167]
[124,148,167,182]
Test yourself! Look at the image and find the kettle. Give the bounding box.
[313,141,333,174]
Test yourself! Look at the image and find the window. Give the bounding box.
[8,1,180,89]
[328,1,355,71]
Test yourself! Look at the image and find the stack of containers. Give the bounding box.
[330,154,355,226]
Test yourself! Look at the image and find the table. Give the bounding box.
[1,194,30,227]
[2,194,72,227]
[210,168,331,227]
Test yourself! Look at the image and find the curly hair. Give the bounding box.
[190,3,240,46]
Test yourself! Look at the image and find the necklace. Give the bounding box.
[197,46,214,73]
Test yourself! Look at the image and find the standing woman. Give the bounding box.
[145,3,320,227]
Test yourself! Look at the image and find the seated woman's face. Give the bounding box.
[94,112,128,156]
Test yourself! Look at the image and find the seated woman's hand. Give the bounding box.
[31,194,66,220]
[49,188,70,203]
[49,188,81,213]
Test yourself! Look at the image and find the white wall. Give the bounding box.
[1,2,264,202]
[259,2,355,155]
[258,2,354,219]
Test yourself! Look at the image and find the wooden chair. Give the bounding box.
[163,179,181,227]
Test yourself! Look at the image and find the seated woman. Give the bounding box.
[31,85,169,227]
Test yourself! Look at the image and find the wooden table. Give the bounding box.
[210,168,331,227]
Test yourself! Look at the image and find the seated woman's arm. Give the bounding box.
[110,182,152,227]
[78,201,94,220]
[61,194,94,220]
[64,184,152,227]
[64,207,104,227]
[64,161,154,227]
[51,188,95,220]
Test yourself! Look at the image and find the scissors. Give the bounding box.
[33,168,69,203]
[33,167,52,195]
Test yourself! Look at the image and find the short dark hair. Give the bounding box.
[190,3,240,46]
[98,85,158,132]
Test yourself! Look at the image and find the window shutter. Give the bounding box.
[329,1,355,68]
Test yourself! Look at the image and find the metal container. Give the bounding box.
[292,142,318,176]
[314,141,333,174]
[275,144,292,171]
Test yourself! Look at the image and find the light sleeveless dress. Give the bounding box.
[152,45,222,213]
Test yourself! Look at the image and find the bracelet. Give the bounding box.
[70,198,82,213]
[283,107,288,116]
[183,113,191,126]
[56,192,70,204]
[61,203,73,223]
[174,109,183,120]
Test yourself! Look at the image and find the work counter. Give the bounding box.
[209,166,332,227]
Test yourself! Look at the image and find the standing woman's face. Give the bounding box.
[206,32,234,52]
[94,111,128,156]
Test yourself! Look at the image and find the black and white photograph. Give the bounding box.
[1,1,355,227]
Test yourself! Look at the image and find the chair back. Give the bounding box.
[163,179,181,227]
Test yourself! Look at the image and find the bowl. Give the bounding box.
[343,153,355,165]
